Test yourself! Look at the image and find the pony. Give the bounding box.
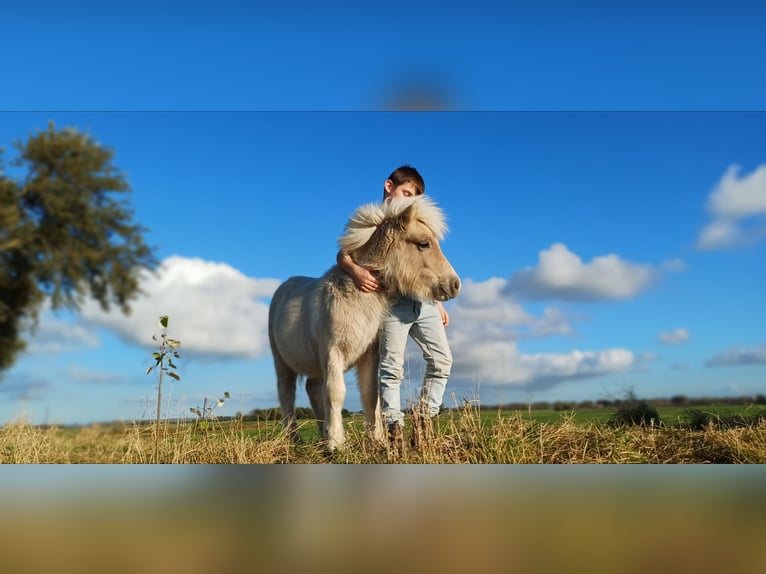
[268,195,461,451]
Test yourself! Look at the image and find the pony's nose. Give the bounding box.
[451,277,461,295]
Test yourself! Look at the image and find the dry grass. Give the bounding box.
[2,406,765,463]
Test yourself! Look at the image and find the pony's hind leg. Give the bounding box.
[274,354,300,442]
[324,349,347,451]
[305,377,326,438]
[356,348,384,443]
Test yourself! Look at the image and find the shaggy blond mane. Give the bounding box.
[338,196,448,254]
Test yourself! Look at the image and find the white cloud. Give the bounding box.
[659,328,690,345]
[447,277,573,343]
[506,243,657,301]
[515,348,634,389]
[26,315,100,354]
[448,277,533,328]
[697,219,744,249]
[705,345,766,367]
[707,165,766,218]
[80,256,281,360]
[528,307,574,338]
[448,335,634,391]
[697,164,766,250]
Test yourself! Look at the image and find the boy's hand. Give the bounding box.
[352,266,380,293]
[338,251,381,293]
[438,301,449,327]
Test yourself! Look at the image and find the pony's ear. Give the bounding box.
[350,219,396,269]
[392,202,416,232]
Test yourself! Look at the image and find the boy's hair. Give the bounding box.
[386,165,425,196]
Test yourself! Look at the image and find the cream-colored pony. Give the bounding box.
[268,196,460,451]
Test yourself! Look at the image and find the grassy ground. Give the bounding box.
[1,403,764,463]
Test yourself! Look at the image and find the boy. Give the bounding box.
[336,165,452,444]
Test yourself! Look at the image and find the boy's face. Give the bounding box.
[383,179,419,199]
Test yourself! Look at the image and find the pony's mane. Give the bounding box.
[338,196,448,254]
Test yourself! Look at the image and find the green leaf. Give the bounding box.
[145,366,153,375]
[224,391,231,399]
[166,338,181,349]
[167,371,180,381]
[167,360,176,369]
[152,352,162,360]
[159,315,168,328]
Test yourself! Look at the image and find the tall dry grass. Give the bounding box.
[2,405,765,463]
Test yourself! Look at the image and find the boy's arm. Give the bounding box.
[337,251,380,293]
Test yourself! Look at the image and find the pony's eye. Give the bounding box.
[416,241,431,251]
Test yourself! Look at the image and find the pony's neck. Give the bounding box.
[350,281,393,320]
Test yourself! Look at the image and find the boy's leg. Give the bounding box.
[409,301,453,418]
[378,298,417,429]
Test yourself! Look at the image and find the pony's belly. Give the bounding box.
[273,335,324,377]
[274,320,378,376]
[269,274,385,377]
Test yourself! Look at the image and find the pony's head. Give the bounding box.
[338,196,461,302]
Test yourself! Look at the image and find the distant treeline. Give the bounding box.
[231,394,766,421]
[476,394,766,412]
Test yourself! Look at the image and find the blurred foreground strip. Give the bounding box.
[1,466,764,574]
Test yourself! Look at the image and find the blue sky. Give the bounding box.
[1,2,764,425]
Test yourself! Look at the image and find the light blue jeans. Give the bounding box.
[378,297,452,428]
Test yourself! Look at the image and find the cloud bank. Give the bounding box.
[80,256,281,360]
[409,241,678,394]
[697,164,766,250]
[705,345,766,367]
[448,338,634,392]
[442,276,634,392]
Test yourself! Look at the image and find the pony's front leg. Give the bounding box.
[356,350,384,443]
[306,377,327,438]
[274,355,300,442]
[324,350,347,451]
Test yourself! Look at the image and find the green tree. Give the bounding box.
[0,122,156,372]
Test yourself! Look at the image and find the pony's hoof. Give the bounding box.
[325,437,347,453]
